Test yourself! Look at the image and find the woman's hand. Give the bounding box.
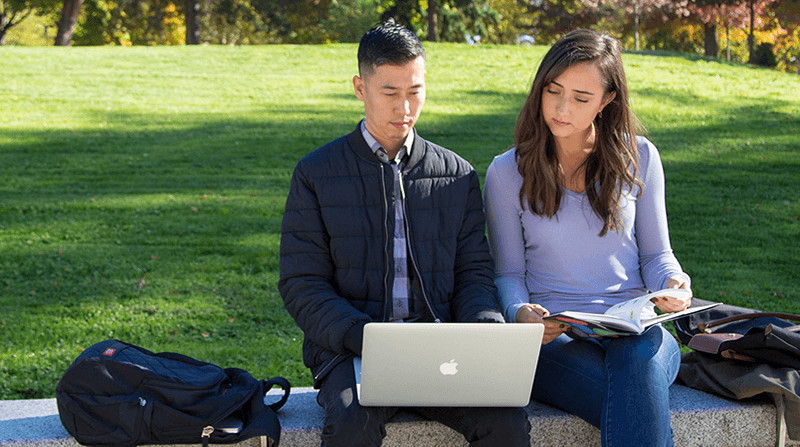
[515,303,569,344]
[650,276,693,313]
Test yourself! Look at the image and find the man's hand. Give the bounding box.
[515,303,569,344]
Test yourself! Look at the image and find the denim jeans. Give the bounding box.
[315,357,531,447]
[531,324,680,447]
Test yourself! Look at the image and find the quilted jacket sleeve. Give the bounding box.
[449,168,505,324]
[278,160,372,358]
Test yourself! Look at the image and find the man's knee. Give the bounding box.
[320,402,387,447]
[461,407,531,447]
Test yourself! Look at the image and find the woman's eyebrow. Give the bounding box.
[551,80,595,96]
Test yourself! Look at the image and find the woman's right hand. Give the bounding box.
[515,303,569,344]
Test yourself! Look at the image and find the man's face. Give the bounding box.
[353,56,426,155]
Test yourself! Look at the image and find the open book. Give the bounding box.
[545,288,720,338]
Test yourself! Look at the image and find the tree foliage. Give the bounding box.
[0,0,58,44]
[374,0,499,42]
[71,0,183,45]
[5,0,799,72]
[585,0,677,50]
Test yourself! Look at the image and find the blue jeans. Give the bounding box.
[531,324,680,447]
[316,358,531,447]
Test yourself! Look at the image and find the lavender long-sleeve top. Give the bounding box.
[484,136,690,323]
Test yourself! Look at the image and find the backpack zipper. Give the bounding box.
[201,426,214,447]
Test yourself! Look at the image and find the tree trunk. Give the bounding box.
[703,23,718,58]
[726,25,731,61]
[747,0,755,63]
[0,9,7,46]
[633,3,640,51]
[185,0,201,45]
[427,0,438,42]
[54,0,83,46]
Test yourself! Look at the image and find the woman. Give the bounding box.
[484,29,692,447]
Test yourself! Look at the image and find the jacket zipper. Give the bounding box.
[379,164,392,322]
[314,353,343,382]
[398,171,441,323]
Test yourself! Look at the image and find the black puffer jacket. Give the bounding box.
[279,124,503,386]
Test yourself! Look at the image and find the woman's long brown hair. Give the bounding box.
[514,29,643,237]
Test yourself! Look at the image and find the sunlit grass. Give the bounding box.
[1,44,798,399]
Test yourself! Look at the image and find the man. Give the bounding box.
[279,20,531,447]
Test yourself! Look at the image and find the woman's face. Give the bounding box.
[541,62,615,141]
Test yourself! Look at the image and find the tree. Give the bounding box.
[255,0,334,43]
[322,0,381,43]
[428,0,438,41]
[582,0,674,50]
[1,0,54,45]
[485,0,538,43]
[685,0,750,59]
[70,0,185,45]
[683,0,785,64]
[772,0,800,71]
[185,0,201,44]
[514,0,600,45]
[739,0,778,62]
[54,0,82,45]
[379,0,498,43]
[380,0,421,33]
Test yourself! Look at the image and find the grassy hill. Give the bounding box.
[0,44,798,399]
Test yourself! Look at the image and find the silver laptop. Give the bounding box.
[354,322,544,407]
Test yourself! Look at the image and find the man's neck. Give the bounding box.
[362,120,414,161]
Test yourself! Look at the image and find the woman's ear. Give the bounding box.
[601,90,617,111]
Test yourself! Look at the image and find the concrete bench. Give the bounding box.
[1,385,797,447]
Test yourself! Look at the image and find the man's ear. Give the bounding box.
[353,75,365,102]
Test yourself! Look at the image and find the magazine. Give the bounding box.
[545,288,720,339]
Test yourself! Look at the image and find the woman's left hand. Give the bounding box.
[650,276,692,313]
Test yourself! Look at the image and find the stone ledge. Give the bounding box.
[1,385,796,447]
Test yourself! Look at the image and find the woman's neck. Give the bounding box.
[555,125,596,193]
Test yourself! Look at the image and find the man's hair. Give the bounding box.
[357,19,425,77]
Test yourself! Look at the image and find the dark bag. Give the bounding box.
[56,340,290,447]
[675,299,800,369]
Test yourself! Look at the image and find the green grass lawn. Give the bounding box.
[0,44,798,400]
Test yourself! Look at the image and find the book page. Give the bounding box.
[604,288,692,323]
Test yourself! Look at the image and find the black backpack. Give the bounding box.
[56,340,290,447]
[675,299,800,369]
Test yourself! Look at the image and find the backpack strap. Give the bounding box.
[698,312,800,332]
[263,377,291,412]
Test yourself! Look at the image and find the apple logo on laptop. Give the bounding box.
[439,359,458,375]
